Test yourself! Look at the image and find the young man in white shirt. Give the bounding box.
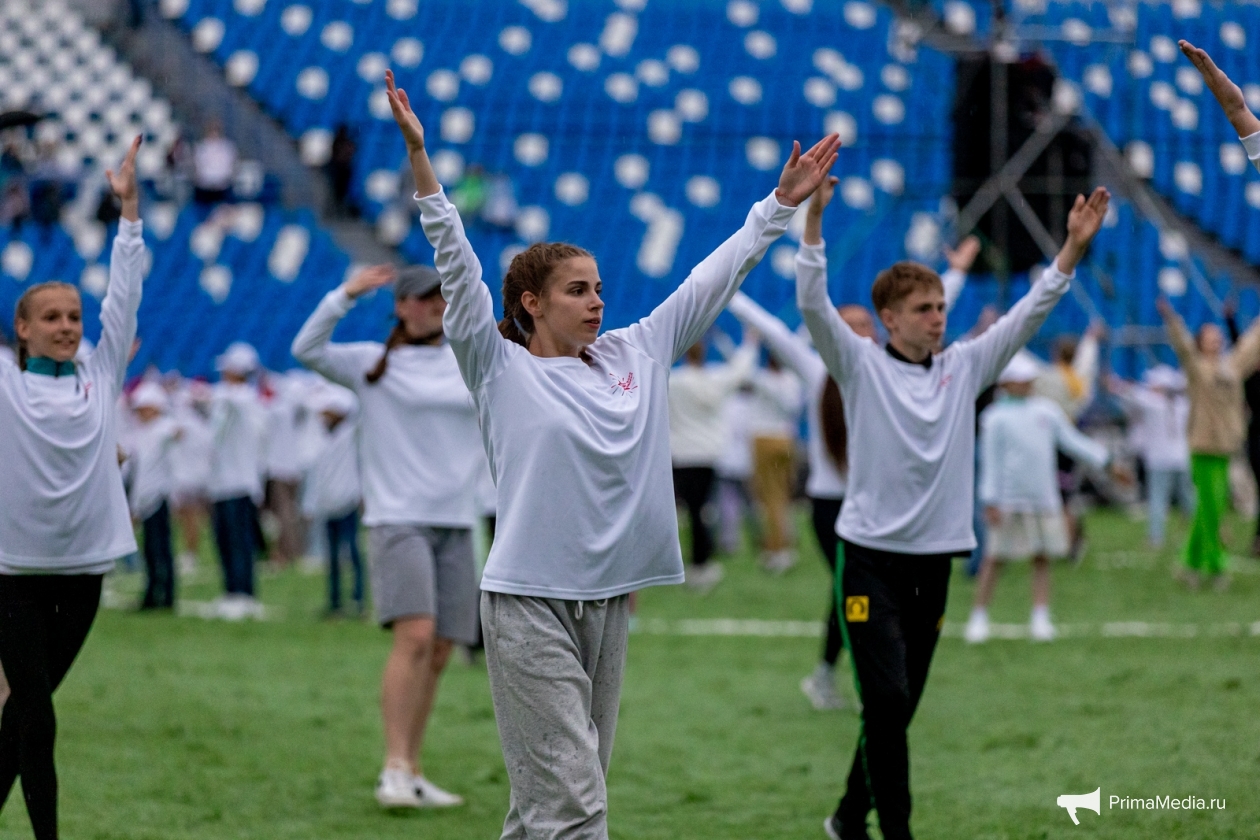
[797,174,1109,840]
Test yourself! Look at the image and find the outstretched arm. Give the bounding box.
[291,265,396,389]
[1228,313,1260,380]
[1155,297,1199,376]
[89,135,145,392]
[942,235,980,312]
[796,176,869,384]
[961,188,1110,389]
[387,70,508,389]
[727,292,823,384]
[1180,41,1260,153]
[625,134,841,367]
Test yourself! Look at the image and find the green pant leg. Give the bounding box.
[1185,454,1229,574]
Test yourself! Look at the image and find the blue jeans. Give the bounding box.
[1148,467,1195,548]
[326,510,363,611]
[212,497,257,596]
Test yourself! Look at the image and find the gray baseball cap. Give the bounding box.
[394,265,442,300]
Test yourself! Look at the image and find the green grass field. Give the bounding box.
[1,508,1257,839]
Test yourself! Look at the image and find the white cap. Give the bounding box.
[131,381,168,411]
[215,341,260,375]
[312,384,357,416]
[998,351,1042,384]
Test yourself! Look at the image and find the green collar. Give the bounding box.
[25,357,77,377]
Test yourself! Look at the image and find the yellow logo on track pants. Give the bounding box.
[844,595,869,622]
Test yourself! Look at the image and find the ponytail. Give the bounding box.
[13,281,80,371]
[499,241,594,357]
[819,376,848,473]
[364,320,409,384]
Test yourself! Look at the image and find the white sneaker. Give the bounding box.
[413,775,464,808]
[1029,613,1056,642]
[761,549,797,575]
[685,562,724,594]
[800,666,844,711]
[963,611,990,644]
[376,767,422,808]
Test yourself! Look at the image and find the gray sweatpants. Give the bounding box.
[481,591,630,840]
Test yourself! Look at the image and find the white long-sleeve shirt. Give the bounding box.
[715,389,756,480]
[125,416,180,521]
[1242,130,1260,172]
[0,218,144,574]
[746,365,803,438]
[978,394,1109,513]
[668,343,757,467]
[1115,385,1190,472]
[421,187,795,599]
[207,382,267,502]
[797,241,1073,555]
[290,288,483,528]
[301,419,362,520]
[729,292,845,498]
[168,385,213,496]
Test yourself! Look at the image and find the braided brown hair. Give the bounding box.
[498,242,594,353]
[14,282,80,371]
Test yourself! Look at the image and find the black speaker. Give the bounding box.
[952,54,1093,274]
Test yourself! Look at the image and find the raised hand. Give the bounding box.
[945,235,981,273]
[106,135,142,222]
[384,69,440,198]
[1155,296,1175,320]
[1056,186,1110,273]
[775,133,841,208]
[1179,40,1260,138]
[344,264,397,299]
[385,70,425,153]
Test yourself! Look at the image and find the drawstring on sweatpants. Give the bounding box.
[573,599,608,621]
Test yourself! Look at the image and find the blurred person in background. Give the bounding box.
[746,351,804,574]
[166,375,214,575]
[262,372,308,568]
[329,124,357,217]
[714,383,758,554]
[1157,297,1260,590]
[123,381,181,610]
[207,342,268,617]
[193,120,236,205]
[1107,366,1192,549]
[300,386,364,619]
[965,354,1116,644]
[1034,322,1103,562]
[668,330,758,593]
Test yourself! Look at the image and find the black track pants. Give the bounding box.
[833,541,951,840]
[0,574,103,840]
[809,496,844,666]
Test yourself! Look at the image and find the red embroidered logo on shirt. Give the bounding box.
[937,374,953,391]
[609,372,638,395]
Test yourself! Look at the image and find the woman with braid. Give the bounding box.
[292,263,483,809]
[0,137,144,840]
[384,70,838,838]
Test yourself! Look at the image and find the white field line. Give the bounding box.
[633,618,1260,640]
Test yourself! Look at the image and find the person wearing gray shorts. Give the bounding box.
[392,75,841,840]
[293,262,486,810]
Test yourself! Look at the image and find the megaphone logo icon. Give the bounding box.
[1056,788,1101,825]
